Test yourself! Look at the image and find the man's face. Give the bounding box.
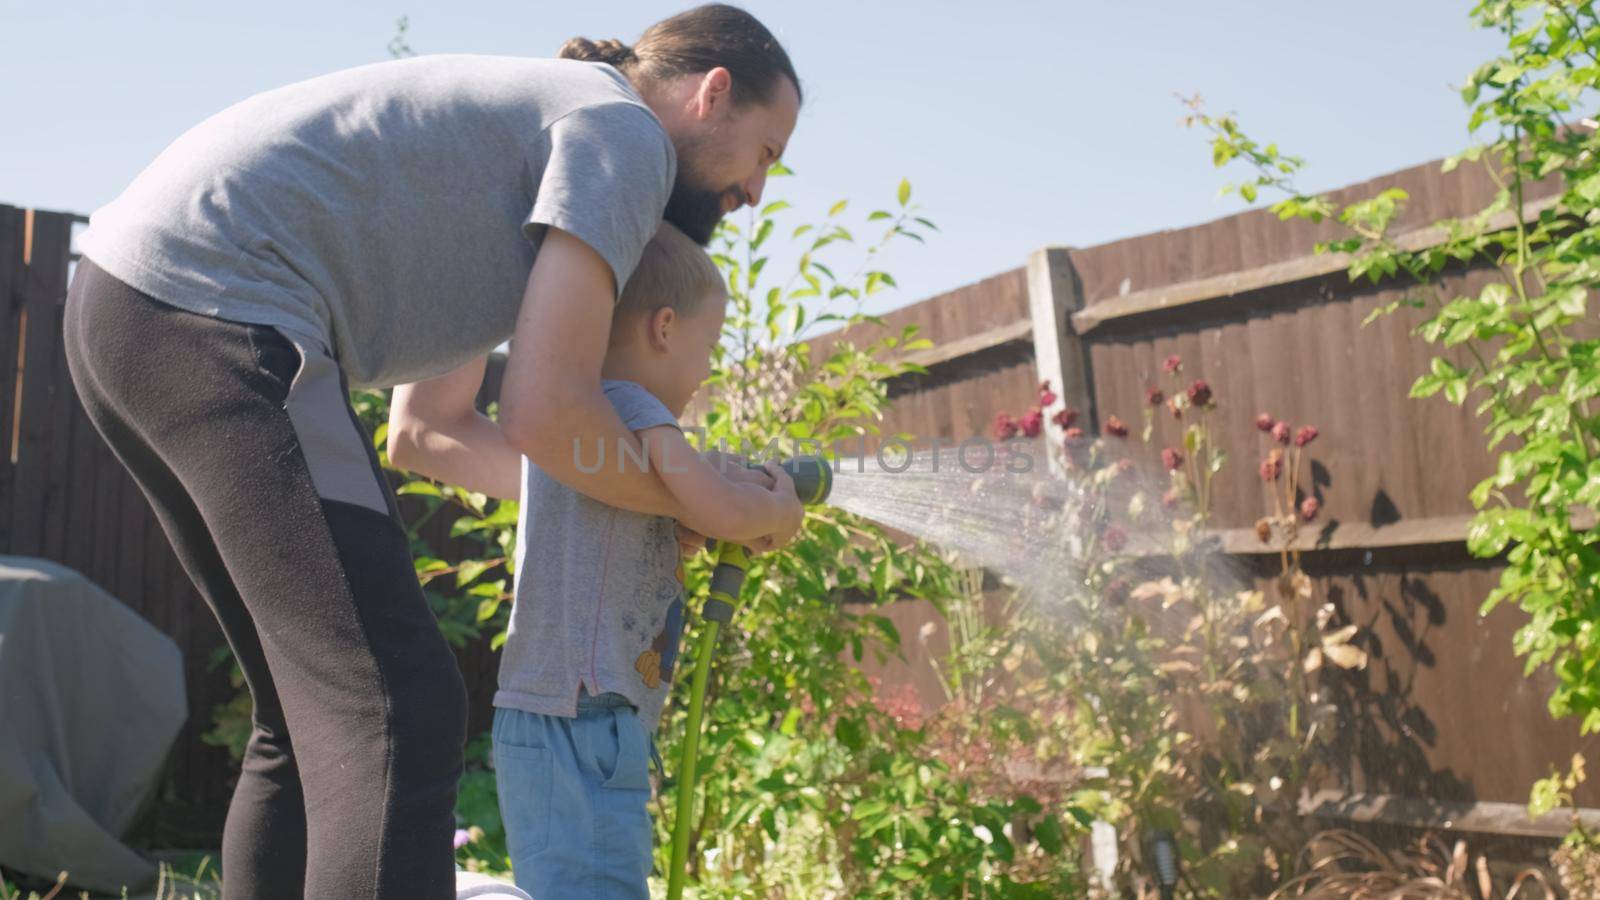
[665,74,801,244]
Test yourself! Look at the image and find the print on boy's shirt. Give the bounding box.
[633,561,686,690]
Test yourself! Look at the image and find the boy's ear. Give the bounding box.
[647,306,677,351]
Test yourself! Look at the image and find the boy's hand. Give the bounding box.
[674,522,711,558]
[758,461,806,550]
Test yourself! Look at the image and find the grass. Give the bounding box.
[1,855,221,900]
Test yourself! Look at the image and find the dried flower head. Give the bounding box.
[1271,421,1292,445]
[1018,408,1044,438]
[1163,354,1182,374]
[1102,525,1128,553]
[1259,449,1284,482]
[1187,379,1213,408]
[1103,577,1131,606]
[1256,412,1276,432]
[1161,447,1184,471]
[1052,407,1079,429]
[1295,425,1319,447]
[1254,518,1273,544]
[992,412,1018,441]
[1300,496,1321,521]
[1146,386,1165,406]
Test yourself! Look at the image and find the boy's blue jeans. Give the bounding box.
[493,692,656,899]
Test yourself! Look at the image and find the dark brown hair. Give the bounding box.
[612,222,725,336]
[559,4,801,107]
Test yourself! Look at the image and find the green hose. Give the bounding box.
[665,457,831,900]
[666,542,748,900]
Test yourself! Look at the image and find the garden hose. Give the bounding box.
[666,456,832,900]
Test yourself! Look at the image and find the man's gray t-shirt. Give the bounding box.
[79,55,675,389]
[495,380,686,732]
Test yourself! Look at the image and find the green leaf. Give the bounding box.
[836,717,866,752]
[897,178,911,206]
[397,481,443,498]
[1034,814,1064,854]
[828,199,848,217]
[456,558,493,588]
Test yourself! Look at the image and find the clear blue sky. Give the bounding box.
[3,1,1499,314]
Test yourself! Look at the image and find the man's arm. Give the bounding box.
[638,425,802,542]
[498,228,710,520]
[388,356,523,501]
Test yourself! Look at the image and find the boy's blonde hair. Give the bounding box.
[614,223,725,331]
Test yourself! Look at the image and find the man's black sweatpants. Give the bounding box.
[63,258,468,899]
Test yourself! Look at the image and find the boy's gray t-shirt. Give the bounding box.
[78,55,675,389]
[495,380,687,732]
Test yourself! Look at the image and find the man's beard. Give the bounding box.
[663,177,743,246]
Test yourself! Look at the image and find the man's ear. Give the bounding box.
[648,306,677,350]
[693,67,733,120]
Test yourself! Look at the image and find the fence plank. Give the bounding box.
[0,206,24,551]
[9,212,69,557]
[1026,248,1092,459]
[1301,790,1600,839]
[36,216,75,561]
[1070,194,1561,334]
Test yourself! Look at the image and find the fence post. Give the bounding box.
[1025,247,1093,472]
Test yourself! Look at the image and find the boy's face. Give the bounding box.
[655,291,727,416]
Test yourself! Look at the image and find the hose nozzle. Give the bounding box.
[775,454,832,507]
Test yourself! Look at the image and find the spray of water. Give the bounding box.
[822,440,1251,628]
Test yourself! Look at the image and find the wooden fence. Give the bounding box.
[813,155,1599,835]
[4,149,1596,842]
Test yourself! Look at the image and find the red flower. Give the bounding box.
[1271,421,1292,445]
[1187,379,1213,408]
[992,412,1018,441]
[1018,408,1044,438]
[1063,426,1086,442]
[1163,355,1182,374]
[1259,449,1284,482]
[1104,415,1129,438]
[1102,525,1128,553]
[1146,387,1165,406]
[1295,425,1319,447]
[1161,447,1184,471]
[1052,407,1079,429]
[1300,496,1321,521]
[1039,383,1058,407]
[1256,412,1276,432]
[1161,487,1182,511]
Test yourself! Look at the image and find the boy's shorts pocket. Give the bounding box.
[598,710,651,792]
[494,742,553,855]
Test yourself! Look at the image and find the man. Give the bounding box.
[63,6,803,897]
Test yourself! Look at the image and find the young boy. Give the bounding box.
[491,223,798,898]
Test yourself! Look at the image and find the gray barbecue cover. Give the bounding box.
[0,556,186,893]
